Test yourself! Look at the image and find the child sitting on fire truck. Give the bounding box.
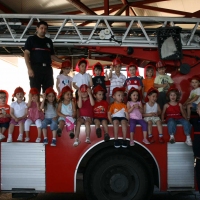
[108,87,128,148]
[73,84,94,147]
[161,87,192,146]
[57,86,76,139]
[93,85,110,141]
[0,90,10,141]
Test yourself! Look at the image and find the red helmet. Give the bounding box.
[61,60,71,68]
[112,58,122,66]
[156,60,165,68]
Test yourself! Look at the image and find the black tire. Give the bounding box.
[84,149,152,200]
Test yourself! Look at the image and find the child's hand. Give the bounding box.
[110,65,114,71]
[105,70,107,75]
[29,93,32,99]
[78,89,81,97]
[87,88,92,95]
[134,104,139,109]
[42,93,46,99]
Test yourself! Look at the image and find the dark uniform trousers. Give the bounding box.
[30,63,54,93]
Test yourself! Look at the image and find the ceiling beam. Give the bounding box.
[129,0,170,6]
[104,0,109,15]
[62,4,123,15]
[133,4,191,16]
[0,2,15,13]
[115,4,128,16]
[66,0,97,15]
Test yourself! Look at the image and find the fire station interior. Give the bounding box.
[1,1,200,200]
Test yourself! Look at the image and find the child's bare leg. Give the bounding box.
[187,104,192,119]
[113,120,119,139]
[121,119,127,140]
[157,120,163,135]
[42,129,47,138]
[85,119,91,139]
[143,131,148,139]
[147,120,153,136]
[37,128,42,138]
[25,131,29,138]
[19,122,24,134]
[130,132,134,141]
[52,130,56,138]
[1,127,6,134]
[74,117,83,139]
[102,120,108,133]
[58,120,65,131]
[8,123,14,135]
[94,119,100,129]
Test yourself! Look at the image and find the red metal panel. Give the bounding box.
[104,0,109,15]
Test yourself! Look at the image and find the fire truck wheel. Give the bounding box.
[84,152,151,200]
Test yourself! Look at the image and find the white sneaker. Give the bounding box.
[185,138,192,146]
[17,134,23,141]
[35,138,41,143]
[7,137,12,143]
[0,133,5,141]
[73,138,80,147]
[24,137,30,142]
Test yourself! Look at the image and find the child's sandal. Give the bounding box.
[73,138,80,147]
[85,137,91,144]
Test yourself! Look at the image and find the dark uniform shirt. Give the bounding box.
[92,76,107,92]
[25,35,54,65]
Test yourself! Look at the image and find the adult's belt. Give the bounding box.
[31,63,50,67]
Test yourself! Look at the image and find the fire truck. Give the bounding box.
[0,14,200,200]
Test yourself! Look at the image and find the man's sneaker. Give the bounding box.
[0,133,5,141]
[73,138,80,147]
[35,138,41,143]
[69,132,75,139]
[143,138,150,145]
[148,136,155,143]
[159,136,165,143]
[130,140,135,146]
[50,139,56,147]
[114,140,120,148]
[56,128,62,137]
[122,140,127,148]
[85,137,91,144]
[96,128,102,138]
[24,137,30,142]
[43,138,48,145]
[169,136,175,144]
[104,133,110,142]
[185,138,192,146]
[17,134,23,141]
[7,137,12,143]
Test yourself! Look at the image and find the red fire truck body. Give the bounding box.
[0,14,200,200]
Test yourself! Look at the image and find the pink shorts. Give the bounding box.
[10,118,26,125]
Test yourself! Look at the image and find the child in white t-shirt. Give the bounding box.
[183,75,200,119]
[7,87,28,143]
[56,60,73,95]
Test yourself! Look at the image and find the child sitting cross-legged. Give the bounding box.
[57,86,76,138]
[93,85,110,141]
[143,87,164,143]
[73,84,95,147]
[161,87,192,146]
[108,87,128,148]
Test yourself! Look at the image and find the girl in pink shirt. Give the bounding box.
[73,84,94,147]
[127,87,149,146]
[24,88,44,142]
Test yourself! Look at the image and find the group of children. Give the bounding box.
[0,57,199,148]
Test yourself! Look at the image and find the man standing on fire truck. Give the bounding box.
[24,21,64,93]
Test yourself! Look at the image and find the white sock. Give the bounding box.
[8,133,12,138]
[44,137,47,139]
[170,135,174,138]
[19,133,23,136]
[187,136,191,139]
[52,138,56,140]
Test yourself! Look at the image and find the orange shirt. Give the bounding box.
[142,78,155,93]
[109,102,127,118]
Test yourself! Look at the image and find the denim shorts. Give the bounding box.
[41,118,58,131]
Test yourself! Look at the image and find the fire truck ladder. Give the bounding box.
[0,14,200,49]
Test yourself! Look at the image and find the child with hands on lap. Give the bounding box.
[57,86,76,138]
[24,88,44,142]
[127,87,149,146]
[143,87,164,143]
[161,87,192,146]
[40,87,58,146]
[0,90,11,141]
[108,87,128,148]
[7,87,28,143]
[93,85,110,141]
[73,84,94,147]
